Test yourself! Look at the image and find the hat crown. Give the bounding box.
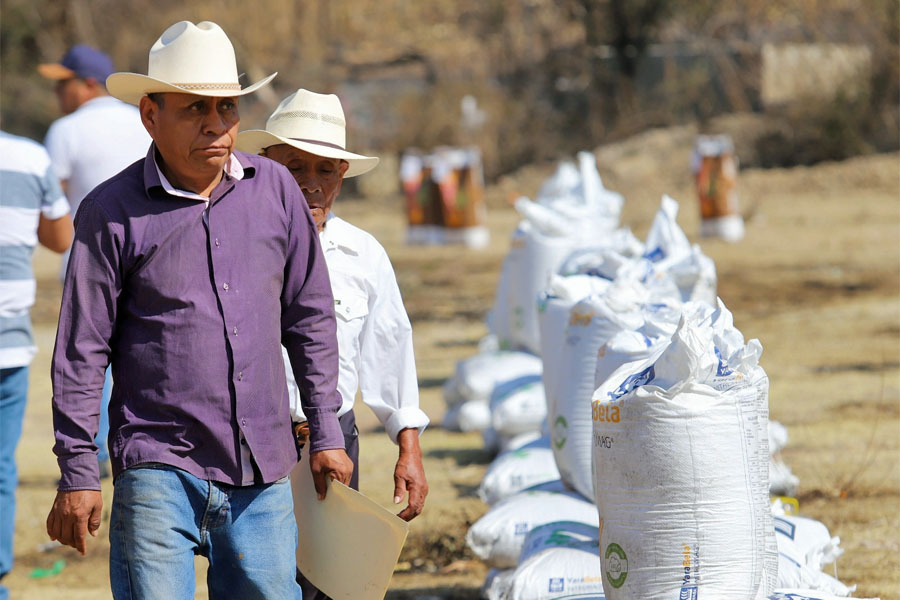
[148,21,240,86]
[266,89,347,150]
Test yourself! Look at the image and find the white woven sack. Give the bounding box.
[774,514,846,575]
[442,399,492,433]
[592,316,769,600]
[538,275,611,418]
[478,436,561,505]
[466,490,599,569]
[642,194,691,264]
[641,195,718,304]
[454,350,543,405]
[639,297,683,339]
[551,290,643,500]
[656,244,718,305]
[442,375,466,408]
[482,427,541,455]
[594,330,669,393]
[770,458,800,496]
[483,568,516,600]
[593,382,765,599]
[491,379,548,437]
[558,234,645,277]
[775,557,855,598]
[692,298,778,596]
[506,521,605,600]
[535,151,624,233]
[501,203,585,354]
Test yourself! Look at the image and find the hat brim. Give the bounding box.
[38,63,76,80]
[236,129,379,178]
[106,71,277,106]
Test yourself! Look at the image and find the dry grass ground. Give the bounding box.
[5,138,898,598]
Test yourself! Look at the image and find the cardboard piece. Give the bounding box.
[291,446,409,599]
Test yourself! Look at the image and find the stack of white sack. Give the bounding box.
[482,428,544,455]
[487,152,628,354]
[489,375,547,438]
[442,350,542,433]
[561,195,717,306]
[466,488,599,569]
[547,276,655,501]
[477,435,561,506]
[769,419,800,496]
[771,500,863,597]
[541,238,691,500]
[485,521,606,600]
[641,194,718,305]
[592,303,775,599]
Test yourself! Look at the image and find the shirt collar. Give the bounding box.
[319,213,359,255]
[151,148,244,202]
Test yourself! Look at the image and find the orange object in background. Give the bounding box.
[400,147,489,247]
[692,135,745,242]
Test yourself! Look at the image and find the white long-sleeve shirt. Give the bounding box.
[283,214,429,443]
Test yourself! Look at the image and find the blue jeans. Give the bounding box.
[95,366,112,464]
[0,366,29,600]
[109,465,302,600]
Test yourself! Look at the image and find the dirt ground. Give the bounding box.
[5,129,898,598]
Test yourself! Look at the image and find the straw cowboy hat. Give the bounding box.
[237,89,378,178]
[106,20,275,106]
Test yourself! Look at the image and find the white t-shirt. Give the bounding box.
[283,214,429,443]
[45,96,151,278]
[44,95,151,215]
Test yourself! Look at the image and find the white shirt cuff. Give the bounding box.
[385,407,430,444]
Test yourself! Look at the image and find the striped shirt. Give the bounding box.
[0,131,69,368]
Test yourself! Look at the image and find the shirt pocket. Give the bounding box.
[333,287,369,323]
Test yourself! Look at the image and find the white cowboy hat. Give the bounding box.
[106,21,275,106]
[236,89,379,178]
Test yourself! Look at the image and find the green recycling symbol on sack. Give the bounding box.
[553,416,568,449]
[605,542,628,588]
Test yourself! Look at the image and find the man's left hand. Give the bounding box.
[394,428,428,521]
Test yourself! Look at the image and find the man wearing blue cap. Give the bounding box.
[39,44,151,253]
[39,45,151,480]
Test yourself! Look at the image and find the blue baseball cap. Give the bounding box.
[38,44,115,84]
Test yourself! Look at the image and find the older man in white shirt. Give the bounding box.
[237,90,428,590]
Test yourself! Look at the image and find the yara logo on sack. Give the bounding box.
[553,415,568,449]
[604,542,628,588]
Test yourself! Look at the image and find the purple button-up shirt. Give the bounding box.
[51,146,344,491]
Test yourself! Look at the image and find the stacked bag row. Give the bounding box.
[440,153,872,599]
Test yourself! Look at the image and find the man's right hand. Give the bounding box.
[46,490,103,555]
[309,448,353,500]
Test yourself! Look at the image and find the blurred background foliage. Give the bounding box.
[1,0,897,181]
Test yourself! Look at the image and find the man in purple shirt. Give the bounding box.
[46,21,351,599]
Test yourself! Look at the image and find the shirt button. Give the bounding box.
[238,371,243,381]
[241,418,247,426]
[215,238,220,247]
[233,326,238,335]
[223,282,229,290]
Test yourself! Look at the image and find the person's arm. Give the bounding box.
[278,171,351,497]
[394,428,428,521]
[46,197,121,553]
[37,213,73,253]
[357,247,430,520]
[35,155,72,253]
